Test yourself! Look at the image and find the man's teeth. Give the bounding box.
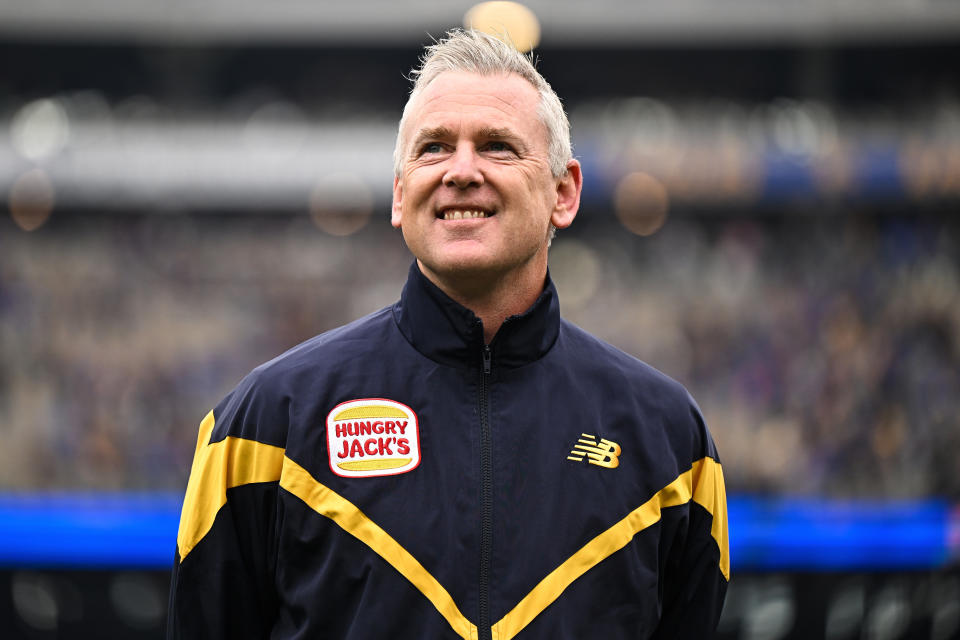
[442,210,488,220]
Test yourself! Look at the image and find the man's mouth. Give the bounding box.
[438,208,493,221]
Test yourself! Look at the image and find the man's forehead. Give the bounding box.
[411,71,537,112]
[404,71,543,136]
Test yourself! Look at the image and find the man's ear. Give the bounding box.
[391,176,403,229]
[550,159,582,230]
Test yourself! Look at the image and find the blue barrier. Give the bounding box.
[0,492,181,568]
[0,493,956,570]
[728,496,955,570]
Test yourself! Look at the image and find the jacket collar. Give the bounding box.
[393,262,560,370]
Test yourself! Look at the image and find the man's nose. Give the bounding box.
[442,145,483,189]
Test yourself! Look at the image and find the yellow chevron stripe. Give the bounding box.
[280,456,479,640]
[493,457,728,640]
[176,411,286,560]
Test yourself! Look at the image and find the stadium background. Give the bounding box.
[1,1,959,637]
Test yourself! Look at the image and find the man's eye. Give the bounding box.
[485,141,513,153]
[420,142,445,155]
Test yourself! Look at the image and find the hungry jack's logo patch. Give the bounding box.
[326,398,420,478]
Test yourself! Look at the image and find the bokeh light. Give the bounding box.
[825,580,865,639]
[242,100,307,162]
[110,573,165,629]
[464,1,541,53]
[9,168,56,231]
[10,98,71,161]
[308,172,374,236]
[613,171,669,236]
[12,572,59,631]
[548,238,601,309]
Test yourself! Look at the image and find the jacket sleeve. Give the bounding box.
[652,448,730,638]
[166,401,286,639]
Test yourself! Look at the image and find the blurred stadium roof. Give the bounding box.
[2,0,960,45]
[2,0,957,213]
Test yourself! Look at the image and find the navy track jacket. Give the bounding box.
[167,263,729,639]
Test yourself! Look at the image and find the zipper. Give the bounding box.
[478,343,493,640]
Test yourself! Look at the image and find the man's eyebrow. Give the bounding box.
[411,126,454,145]
[477,127,518,140]
[411,126,521,144]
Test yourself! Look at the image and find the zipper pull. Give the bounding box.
[482,345,492,374]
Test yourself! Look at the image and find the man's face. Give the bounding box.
[392,71,580,288]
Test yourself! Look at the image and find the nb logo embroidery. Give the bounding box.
[567,433,621,468]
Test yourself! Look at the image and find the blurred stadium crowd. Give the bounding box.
[1,13,959,507]
[2,202,957,499]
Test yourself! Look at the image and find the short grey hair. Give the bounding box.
[393,28,572,179]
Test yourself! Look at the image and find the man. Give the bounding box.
[167,29,728,639]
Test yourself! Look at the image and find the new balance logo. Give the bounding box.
[567,433,621,469]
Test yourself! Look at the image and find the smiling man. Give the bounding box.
[168,29,728,640]
[392,67,580,342]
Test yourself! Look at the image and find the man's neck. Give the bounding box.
[417,260,547,344]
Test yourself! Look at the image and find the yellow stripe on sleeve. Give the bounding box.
[279,456,479,640]
[176,411,286,561]
[692,456,730,580]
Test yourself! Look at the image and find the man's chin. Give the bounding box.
[418,256,500,282]
[417,249,546,293]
